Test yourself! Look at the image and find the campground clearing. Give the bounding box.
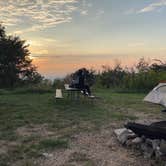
[0,88,165,166]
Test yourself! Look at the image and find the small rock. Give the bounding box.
[155,146,162,159]
[126,139,133,147]
[152,139,160,151]
[132,137,142,144]
[114,128,136,145]
[141,135,146,142]
[160,139,166,155]
[42,153,53,158]
[114,128,128,137]
[145,138,153,146]
[141,143,154,158]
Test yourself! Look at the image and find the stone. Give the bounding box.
[114,128,128,137]
[42,153,53,158]
[151,139,160,151]
[126,139,133,147]
[141,143,154,158]
[132,137,142,145]
[141,135,146,142]
[145,138,153,146]
[155,146,162,159]
[160,139,166,155]
[114,128,136,145]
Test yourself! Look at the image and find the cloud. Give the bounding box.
[79,0,92,16]
[33,49,49,55]
[97,10,104,16]
[26,37,72,56]
[94,10,104,19]
[138,0,166,13]
[81,10,88,15]
[128,42,145,47]
[0,0,79,34]
[124,8,135,15]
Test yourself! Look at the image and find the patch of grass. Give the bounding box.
[38,138,69,150]
[20,135,40,144]
[85,160,96,166]
[0,89,9,95]
[12,86,54,94]
[0,154,10,166]
[7,144,41,161]
[109,112,138,121]
[0,130,18,141]
[20,160,37,166]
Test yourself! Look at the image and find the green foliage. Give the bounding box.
[100,63,126,88]
[99,58,166,91]
[0,24,5,38]
[52,79,64,89]
[0,24,43,88]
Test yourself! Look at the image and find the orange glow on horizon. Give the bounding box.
[32,56,141,78]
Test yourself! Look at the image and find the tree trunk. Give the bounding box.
[125,122,166,140]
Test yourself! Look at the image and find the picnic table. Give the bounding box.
[64,84,80,100]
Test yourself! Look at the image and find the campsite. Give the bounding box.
[1,0,166,165]
[0,86,166,166]
[1,22,166,165]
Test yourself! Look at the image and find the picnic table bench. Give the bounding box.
[55,84,99,103]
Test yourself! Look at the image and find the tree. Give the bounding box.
[135,58,150,73]
[0,24,5,38]
[100,63,126,88]
[0,24,42,88]
[75,68,95,86]
[150,59,166,72]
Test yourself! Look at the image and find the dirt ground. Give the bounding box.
[36,111,165,166]
[3,112,164,166]
[37,123,154,166]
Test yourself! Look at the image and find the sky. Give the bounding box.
[1,0,166,78]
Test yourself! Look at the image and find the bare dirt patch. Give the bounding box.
[39,123,152,166]
[0,140,8,155]
[16,124,55,138]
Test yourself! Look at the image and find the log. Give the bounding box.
[125,122,166,140]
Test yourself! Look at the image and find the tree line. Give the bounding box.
[97,58,166,91]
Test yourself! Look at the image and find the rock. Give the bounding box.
[132,137,142,145]
[144,147,154,159]
[114,128,128,137]
[141,143,154,158]
[42,153,53,158]
[160,139,166,155]
[126,137,142,149]
[126,139,133,147]
[151,139,160,151]
[155,146,162,159]
[145,138,153,146]
[141,135,146,142]
[114,128,136,145]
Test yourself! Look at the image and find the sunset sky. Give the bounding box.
[1,0,166,78]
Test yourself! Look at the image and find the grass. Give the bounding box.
[38,138,69,149]
[0,87,164,165]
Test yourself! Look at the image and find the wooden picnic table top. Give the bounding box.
[65,87,80,91]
